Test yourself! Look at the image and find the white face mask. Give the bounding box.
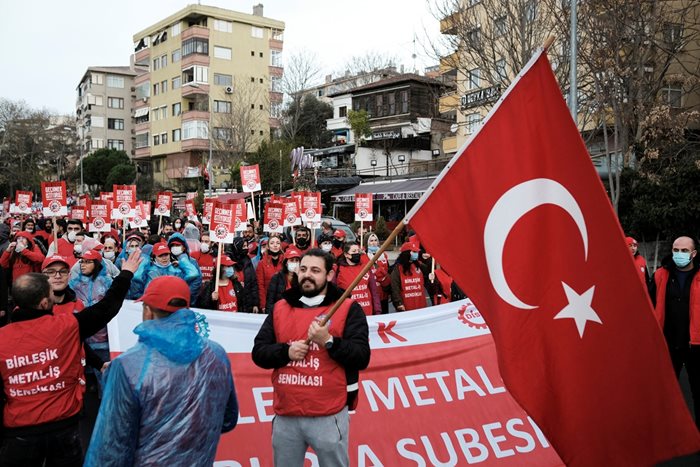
[287,261,299,273]
[300,295,325,307]
[67,231,77,243]
[103,251,115,260]
[73,244,83,254]
[200,243,210,253]
[321,243,332,252]
[171,246,184,256]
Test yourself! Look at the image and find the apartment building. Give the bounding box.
[131,3,284,190]
[76,66,141,157]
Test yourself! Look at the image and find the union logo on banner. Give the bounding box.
[41,181,67,217]
[264,202,284,234]
[156,192,172,217]
[111,185,136,219]
[210,201,235,243]
[12,191,33,215]
[89,201,112,233]
[355,193,373,222]
[240,164,261,193]
[301,192,321,223]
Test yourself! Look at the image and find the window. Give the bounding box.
[161,55,167,68]
[259,52,263,58]
[375,95,384,117]
[160,106,167,120]
[172,49,181,63]
[214,46,232,60]
[214,73,232,86]
[153,83,159,96]
[135,82,150,99]
[259,78,264,84]
[251,26,264,38]
[172,22,181,36]
[496,59,506,81]
[108,118,124,130]
[466,113,482,133]
[214,19,233,32]
[271,50,282,67]
[161,132,168,144]
[664,23,683,44]
[182,66,208,85]
[214,127,231,141]
[400,90,409,113]
[107,97,124,109]
[151,108,159,122]
[468,68,481,90]
[91,138,104,150]
[90,73,103,85]
[172,76,181,89]
[182,38,209,57]
[91,116,104,128]
[251,77,255,83]
[271,102,282,118]
[87,94,104,106]
[153,58,160,71]
[259,104,264,110]
[524,2,537,23]
[661,83,682,108]
[318,89,324,97]
[135,133,149,148]
[172,129,181,142]
[387,93,396,115]
[154,160,162,172]
[271,75,281,92]
[214,100,231,113]
[251,51,255,56]
[339,106,347,118]
[494,16,506,37]
[107,139,124,150]
[161,80,167,93]
[468,27,481,46]
[183,120,208,140]
[153,135,160,146]
[259,130,264,136]
[172,102,181,116]
[106,75,125,88]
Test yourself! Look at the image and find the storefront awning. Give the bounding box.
[306,143,355,158]
[331,177,435,202]
[134,107,149,118]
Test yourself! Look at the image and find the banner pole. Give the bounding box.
[52,217,58,247]
[360,220,364,249]
[307,220,405,341]
[122,220,126,246]
[214,242,223,294]
[251,192,257,221]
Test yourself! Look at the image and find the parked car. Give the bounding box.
[283,216,356,244]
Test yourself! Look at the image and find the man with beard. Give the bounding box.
[252,248,370,466]
[293,226,312,254]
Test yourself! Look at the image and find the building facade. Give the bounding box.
[76,66,140,158]
[131,3,284,191]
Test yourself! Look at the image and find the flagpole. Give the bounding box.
[360,220,364,249]
[213,243,222,294]
[307,220,405,339]
[52,217,58,248]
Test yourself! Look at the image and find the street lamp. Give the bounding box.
[397,154,406,175]
[371,158,377,178]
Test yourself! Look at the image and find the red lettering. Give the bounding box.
[377,321,407,344]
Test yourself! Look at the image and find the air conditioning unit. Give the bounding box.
[224,86,233,94]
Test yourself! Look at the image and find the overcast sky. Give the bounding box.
[1,0,441,115]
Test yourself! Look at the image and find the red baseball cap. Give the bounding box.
[220,256,235,267]
[42,255,71,271]
[284,246,302,260]
[400,241,420,253]
[136,276,190,312]
[625,236,637,246]
[333,229,346,239]
[153,243,170,256]
[81,249,102,261]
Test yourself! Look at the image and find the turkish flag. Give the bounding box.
[407,50,700,465]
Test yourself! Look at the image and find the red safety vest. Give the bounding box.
[0,314,85,428]
[196,253,216,283]
[217,280,238,312]
[53,298,85,316]
[399,264,427,311]
[336,263,373,315]
[271,299,351,416]
[633,254,648,284]
[653,268,700,344]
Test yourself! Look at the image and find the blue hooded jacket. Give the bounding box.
[168,232,203,303]
[84,309,238,466]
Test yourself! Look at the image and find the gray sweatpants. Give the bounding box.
[272,407,349,467]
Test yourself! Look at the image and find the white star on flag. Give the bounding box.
[554,282,602,338]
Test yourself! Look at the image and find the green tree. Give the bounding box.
[104,164,136,190]
[82,148,132,192]
[283,95,333,148]
[347,110,371,145]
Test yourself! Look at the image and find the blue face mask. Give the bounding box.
[673,251,692,268]
[224,267,235,278]
[409,252,419,262]
[367,245,379,255]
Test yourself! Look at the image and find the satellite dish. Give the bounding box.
[450,124,458,133]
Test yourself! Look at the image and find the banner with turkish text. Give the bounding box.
[240,165,261,193]
[77,194,91,210]
[202,198,217,225]
[41,181,67,216]
[233,200,248,232]
[99,192,113,202]
[111,185,136,219]
[12,191,33,214]
[282,198,301,227]
[155,192,172,217]
[89,201,111,233]
[108,300,562,466]
[405,49,700,465]
[355,193,373,222]
[129,202,149,229]
[186,192,197,201]
[210,202,235,243]
[71,207,86,222]
[185,199,198,222]
[263,202,284,234]
[301,192,321,224]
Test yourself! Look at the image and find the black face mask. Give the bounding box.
[333,239,344,248]
[296,237,309,248]
[268,250,281,257]
[349,253,362,264]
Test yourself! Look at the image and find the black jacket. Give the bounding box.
[234,258,259,313]
[265,270,290,314]
[252,282,370,409]
[199,276,247,312]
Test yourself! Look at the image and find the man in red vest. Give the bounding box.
[649,235,700,428]
[0,250,142,466]
[252,248,370,466]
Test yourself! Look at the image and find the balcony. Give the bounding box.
[182,83,209,98]
[269,91,283,103]
[440,11,460,35]
[182,25,209,40]
[181,110,209,122]
[182,53,210,68]
[327,116,349,131]
[134,147,151,159]
[180,138,209,151]
[269,66,283,78]
[135,121,150,133]
[135,48,150,66]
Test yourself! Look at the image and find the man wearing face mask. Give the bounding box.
[650,235,700,429]
[46,219,83,260]
[318,234,333,255]
[115,233,146,270]
[161,222,174,238]
[201,256,245,312]
[293,226,312,254]
[0,251,141,466]
[334,242,380,316]
[0,231,45,285]
[193,233,216,285]
[167,232,203,304]
[330,229,346,258]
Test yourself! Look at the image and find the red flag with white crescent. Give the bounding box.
[406,49,700,465]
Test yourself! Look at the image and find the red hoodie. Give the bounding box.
[0,232,45,280]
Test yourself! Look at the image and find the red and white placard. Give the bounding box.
[240,164,261,193]
[233,200,248,232]
[202,197,217,225]
[71,207,86,222]
[185,199,198,221]
[354,193,373,222]
[41,181,67,216]
[263,202,284,234]
[155,192,172,217]
[301,191,321,223]
[129,202,149,229]
[89,201,112,233]
[282,198,301,227]
[209,201,235,244]
[111,185,136,219]
[11,191,33,214]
